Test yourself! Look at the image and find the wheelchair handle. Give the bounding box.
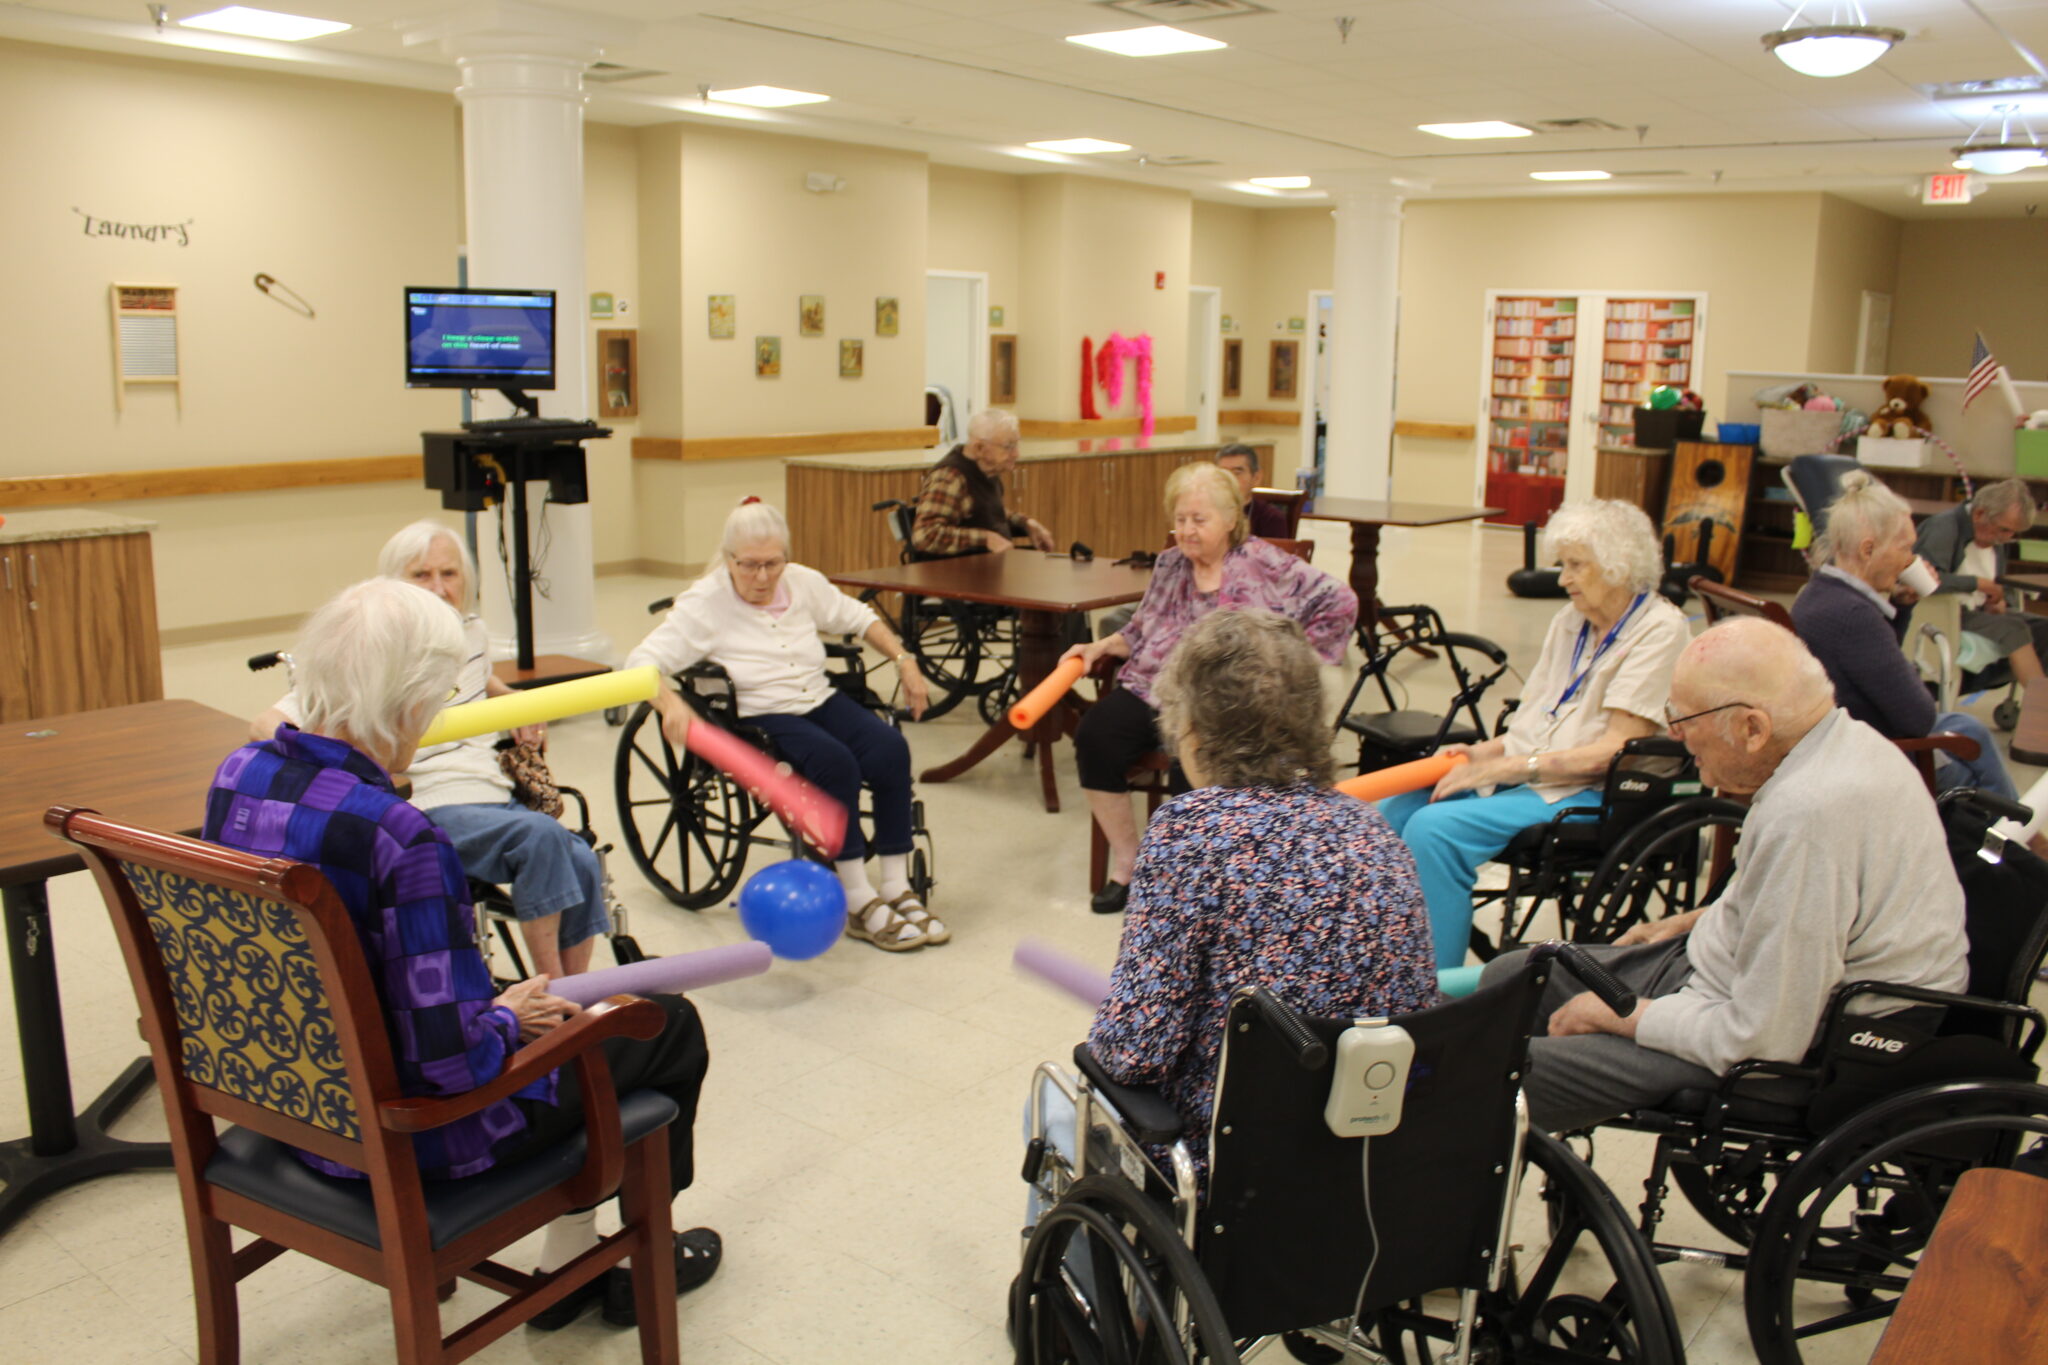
[1249,986,1329,1070]
[646,595,675,615]
[1936,786,2033,826]
[247,651,284,672]
[1550,942,1638,1018]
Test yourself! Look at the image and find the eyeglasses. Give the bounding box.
[730,558,786,576]
[1663,699,1752,730]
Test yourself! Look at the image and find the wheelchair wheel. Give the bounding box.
[1667,1137,1794,1248]
[1014,1175,1241,1365]
[612,702,753,909]
[1742,1080,2048,1365]
[900,595,983,719]
[1371,1131,1682,1365]
[1568,797,1746,944]
[979,661,1023,727]
[1994,696,2022,731]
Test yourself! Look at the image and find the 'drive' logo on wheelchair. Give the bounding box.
[1848,1029,1907,1053]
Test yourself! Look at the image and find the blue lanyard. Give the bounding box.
[1552,593,1648,716]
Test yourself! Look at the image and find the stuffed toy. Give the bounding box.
[2022,409,2048,431]
[1865,374,1930,439]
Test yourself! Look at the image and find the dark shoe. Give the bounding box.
[528,1269,608,1331]
[602,1227,723,1327]
[1281,1330,1345,1363]
[1091,880,1129,915]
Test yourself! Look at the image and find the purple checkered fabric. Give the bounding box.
[204,727,554,1179]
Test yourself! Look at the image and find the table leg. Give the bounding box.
[1347,523,1383,638]
[917,609,1072,813]
[0,880,172,1235]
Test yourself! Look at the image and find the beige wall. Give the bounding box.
[1393,192,1833,503]
[583,121,642,563]
[1244,209,1334,417]
[1806,194,1902,374]
[1892,219,2048,382]
[928,165,1023,329]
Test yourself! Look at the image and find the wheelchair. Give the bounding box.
[1471,733,1748,961]
[245,651,644,980]
[864,497,1022,724]
[1578,787,2048,1363]
[1015,943,1686,1364]
[611,596,936,910]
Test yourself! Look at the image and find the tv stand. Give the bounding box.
[497,385,540,419]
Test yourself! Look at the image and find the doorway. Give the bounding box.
[1186,286,1221,443]
[1298,290,1334,494]
[925,271,988,448]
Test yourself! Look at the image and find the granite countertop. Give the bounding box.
[787,435,1261,473]
[0,509,158,545]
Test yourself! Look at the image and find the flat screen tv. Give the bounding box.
[405,287,556,391]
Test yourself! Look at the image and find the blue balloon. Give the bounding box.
[736,859,846,960]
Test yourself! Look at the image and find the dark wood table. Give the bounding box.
[0,699,253,1234]
[1868,1166,2048,1365]
[1300,498,1502,635]
[827,552,1152,812]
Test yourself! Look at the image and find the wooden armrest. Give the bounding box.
[379,995,664,1134]
[1899,733,1983,763]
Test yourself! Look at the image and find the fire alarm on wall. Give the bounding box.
[1154,271,1166,289]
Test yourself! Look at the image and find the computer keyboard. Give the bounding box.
[461,416,596,433]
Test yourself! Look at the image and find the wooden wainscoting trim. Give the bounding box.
[1394,420,1478,441]
[631,427,940,463]
[1017,416,1198,438]
[1216,409,1298,426]
[0,455,424,508]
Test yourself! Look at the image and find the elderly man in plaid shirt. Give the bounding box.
[910,408,1057,558]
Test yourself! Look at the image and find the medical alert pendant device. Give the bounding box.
[1323,1020,1414,1137]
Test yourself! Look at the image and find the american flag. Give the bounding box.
[1963,331,1999,410]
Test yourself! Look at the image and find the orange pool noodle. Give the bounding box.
[1335,752,1467,803]
[1008,655,1089,731]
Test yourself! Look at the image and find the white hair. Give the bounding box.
[1543,500,1664,595]
[968,408,1019,445]
[721,499,791,557]
[376,519,475,609]
[1813,471,1911,569]
[1974,478,2037,525]
[293,579,464,762]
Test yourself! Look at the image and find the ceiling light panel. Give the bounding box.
[179,6,349,40]
[1529,171,1612,181]
[1416,121,1534,139]
[707,86,830,108]
[1066,26,1227,56]
[1248,175,1310,188]
[1026,138,1132,153]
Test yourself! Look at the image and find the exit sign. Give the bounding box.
[1923,173,1974,205]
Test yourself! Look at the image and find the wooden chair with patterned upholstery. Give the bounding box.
[48,805,683,1365]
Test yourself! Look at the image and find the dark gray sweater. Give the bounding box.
[1790,570,1934,739]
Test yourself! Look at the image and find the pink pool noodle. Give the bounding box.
[550,942,773,1007]
[683,717,849,859]
[1013,938,1112,1009]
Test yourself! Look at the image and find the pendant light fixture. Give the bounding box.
[1953,104,2048,174]
[1762,2,1904,78]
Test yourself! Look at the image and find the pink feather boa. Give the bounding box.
[1091,332,1156,438]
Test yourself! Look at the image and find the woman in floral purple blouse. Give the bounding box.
[1064,462,1357,914]
[1084,610,1437,1188]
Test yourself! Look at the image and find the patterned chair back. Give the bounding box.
[48,806,399,1160]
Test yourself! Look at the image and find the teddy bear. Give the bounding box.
[1864,374,1930,439]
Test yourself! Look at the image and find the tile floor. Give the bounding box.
[2,520,2037,1363]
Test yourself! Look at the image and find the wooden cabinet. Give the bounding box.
[0,513,162,722]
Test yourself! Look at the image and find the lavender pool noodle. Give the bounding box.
[1013,938,1112,1009]
[551,942,772,1007]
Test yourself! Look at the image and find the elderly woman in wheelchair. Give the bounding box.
[211,578,721,1330]
[626,498,944,950]
[1377,500,1690,970]
[251,519,615,982]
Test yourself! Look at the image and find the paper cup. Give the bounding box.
[1897,558,1939,598]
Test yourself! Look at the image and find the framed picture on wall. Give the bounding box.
[840,339,864,378]
[875,297,899,337]
[1222,337,1242,399]
[755,336,781,377]
[1269,340,1299,400]
[990,333,1017,406]
[708,295,735,338]
[799,295,825,337]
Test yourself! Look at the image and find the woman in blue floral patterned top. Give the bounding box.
[1084,610,1437,1187]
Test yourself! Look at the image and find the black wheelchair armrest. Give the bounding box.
[1438,631,1510,666]
[646,595,676,615]
[1824,979,2046,1062]
[1073,1045,1185,1147]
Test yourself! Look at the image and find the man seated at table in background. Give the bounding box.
[911,408,1056,558]
[1479,618,1968,1132]
[1912,478,2047,693]
[1216,443,1293,539]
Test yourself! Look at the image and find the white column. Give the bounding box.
[404,3,635,665]
[1320,173,1418,502]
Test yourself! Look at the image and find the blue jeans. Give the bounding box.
[426,801,610,948]
[1379,785,1599,969]
[1932,710,2017,801]
[745,691,913,861]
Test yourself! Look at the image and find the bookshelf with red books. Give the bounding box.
[1484,296,1575,526]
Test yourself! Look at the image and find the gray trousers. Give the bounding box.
[1482,938,1721,1132]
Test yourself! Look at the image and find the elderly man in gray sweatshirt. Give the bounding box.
[1483,617,1969,1132]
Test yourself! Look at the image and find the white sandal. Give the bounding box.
[888,890,948,945]
[844,896,927,952]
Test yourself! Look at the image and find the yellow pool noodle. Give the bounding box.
[416,666,660,748]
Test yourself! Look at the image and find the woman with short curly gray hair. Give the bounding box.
[1380,498,1690,969]
[1080,610,1437,1187]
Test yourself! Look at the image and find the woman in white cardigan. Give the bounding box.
[627,500,943,951]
